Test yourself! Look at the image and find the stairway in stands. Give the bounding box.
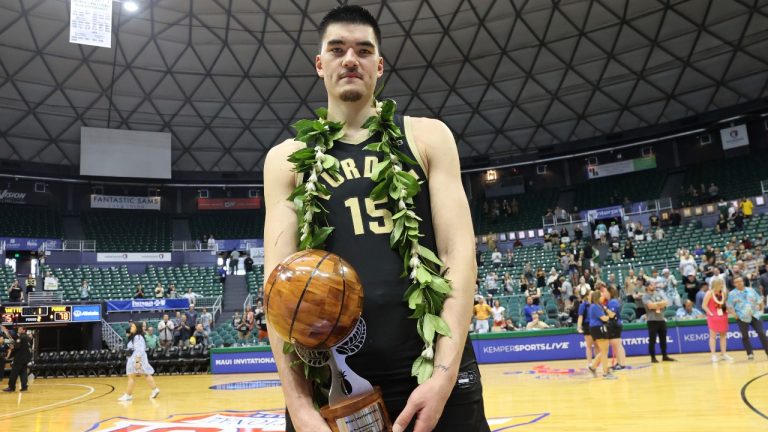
[222,274,248,320]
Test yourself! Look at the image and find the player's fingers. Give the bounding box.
[392,400,419,432]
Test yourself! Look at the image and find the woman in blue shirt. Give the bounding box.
[606,285,626,370]
[587,289,617,380]
[576,290,595,369]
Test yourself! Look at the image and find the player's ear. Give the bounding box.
[316,54,325,79]
[376,55,384,78]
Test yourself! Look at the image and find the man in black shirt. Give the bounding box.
[0,334,8,382]
[1,325,31,392]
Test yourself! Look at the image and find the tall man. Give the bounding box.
[727,276,768,360]
[642,283,676,363]
[263,6,487,432]
[1,325,32,392]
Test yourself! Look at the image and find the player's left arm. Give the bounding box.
[392,118,477,432]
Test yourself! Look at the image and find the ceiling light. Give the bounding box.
[123,1,139,12]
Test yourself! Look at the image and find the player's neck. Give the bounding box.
[327,98,377,141]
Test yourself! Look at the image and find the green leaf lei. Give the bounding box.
[286,99,453,384]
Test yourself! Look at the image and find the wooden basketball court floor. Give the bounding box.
[0,352,766,431]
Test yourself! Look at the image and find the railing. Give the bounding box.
[194,295,223,320]
[624,197,673,216]
[101,318,124,350]
[48,240,96,252]
[27,291,63,304]
[243,293,253,314]
[171,241,218,252]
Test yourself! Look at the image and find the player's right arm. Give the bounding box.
[263,140,331,432]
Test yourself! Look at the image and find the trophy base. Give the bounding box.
[319,386,392,432]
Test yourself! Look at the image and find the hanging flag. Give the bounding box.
[69,0,112,48]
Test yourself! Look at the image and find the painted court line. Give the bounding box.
[0,384,96,419]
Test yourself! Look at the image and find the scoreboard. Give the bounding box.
[0,304,101,325]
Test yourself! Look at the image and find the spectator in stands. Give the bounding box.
[157,314,174,348]
[727,276,768,360]
[505,248,514,267]
[535,267,546,292]
[254,301,268,344]
[758,258,768,298]
[244,255,254,273]
[679,250,697,278]
[134,284,145,299]
[513,238,523,248]
[702,278,730,362]
[695,281,709,312]
[7,280,22,304]
[178,315,192,347]
[632,222,644,242]
[172,311,183,346]
[145,327,159,350]
[502,273,513,293]
[154,283,164,299]
[518,273,528,295]
[623,240,635,260]
[610,240,621,264]
[543,231,552,251]
[229,250,240,275]
[192,324,209,347]
[487,234,496,252]
[511,198,519,215]
[654,226,664,241]
[608,221,620,242]
[732,211,745,232]
[544,209,554,224]
[244,307,256,345]
[561,277,573,306]
[207,234,216,250]
[574,224,583,241]
[576,276,591,299]
[473,297,492,334]
[77,279,89,301]
[490,299,506,330]
[185,305,198,331]
[484,272,498,296]
[183,288,200,306]
[708,183,719,201]
[526,313,550,330]
[682,273,700,303]
[491,248,502,268]
[199,308,213,334]
[24,274,35,296]
[643,282,675,363]
[649,213,660,229]
[715,213,729,233]
[167,284,179,299]
[523,296,541,322]
[755,233,766,249]
[676,299,704,319]
[740,198,754,218]
[218,266,227,284]
[660,269,681,308]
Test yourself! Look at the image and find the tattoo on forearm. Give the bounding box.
[435,363,450,373]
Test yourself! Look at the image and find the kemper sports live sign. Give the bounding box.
[90,194,161,210]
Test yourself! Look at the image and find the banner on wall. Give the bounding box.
[587,156,656,179]
[0,189,28,205]
[1,237,61,251]
[720,124,749,150]
[96,252,172,262]
[215,239,263,252]
[249,247,264,265]
[91,194,161,210]
[210,349,277,374]
[197,198,261,211]
[106,298,189,312]
[69,0,112,48]
[586,205,623,221]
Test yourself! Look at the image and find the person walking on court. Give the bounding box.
[118,322,160,401]
[702,278,731,362]
[606,286,627,370]
[1,325,32,392]
[586,290,617,380]
[643,282,676,363]
[727,276,768,360]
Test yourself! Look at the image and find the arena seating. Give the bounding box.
[476,189,558,234]
[111,320,248,348]
[246,266,265,296]
[0,205,62,238]
[682,153,768,200]
[42,264,223,300]
[0,266,16,302]
[189,211,264,240]
[572,170,667,210]
[83,211,171,252]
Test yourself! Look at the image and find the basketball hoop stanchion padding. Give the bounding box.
[265,249,393,432]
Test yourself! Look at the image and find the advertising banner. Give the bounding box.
[676,321,768,353]
[216,239,263,252]
[0,189,28,205]
[72,304,102,322]
[96,252,171,262]
[105,298,189,312]
[197,198,262,211]
[586,205,623,221]
[587,156,656,179]
[210,349,277,374]
[472,332,582,363]
[69,0,112,48]
[91,194,161,211]
[720,124,749,150]
[1,237,62,251]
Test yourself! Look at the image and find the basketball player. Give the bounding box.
[263,5,488,432]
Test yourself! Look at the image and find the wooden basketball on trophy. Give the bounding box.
[264,249,364,350]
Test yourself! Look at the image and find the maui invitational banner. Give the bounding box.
[91,194,161,210]
[197,197,261,210]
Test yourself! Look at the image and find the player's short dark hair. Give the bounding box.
[319,5,381,50]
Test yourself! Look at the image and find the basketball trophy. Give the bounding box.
[265,249,392,432]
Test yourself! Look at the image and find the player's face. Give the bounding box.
[316,23,383,103]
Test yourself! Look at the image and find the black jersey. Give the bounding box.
[316,115,479,405]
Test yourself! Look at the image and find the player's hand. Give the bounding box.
[291,408,332,432]
[392,374,453,432]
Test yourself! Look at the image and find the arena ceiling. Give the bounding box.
[0,0,767,173]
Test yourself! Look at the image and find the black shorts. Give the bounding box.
[590,325,608,340]
[607,325,622,339]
